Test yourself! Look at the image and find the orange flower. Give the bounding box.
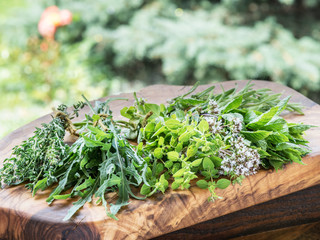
[38,6,72,39]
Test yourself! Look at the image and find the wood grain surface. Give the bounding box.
[0,80,319,240]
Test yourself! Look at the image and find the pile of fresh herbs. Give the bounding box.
[0,82,314,221]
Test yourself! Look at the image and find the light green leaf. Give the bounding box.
[167,151,180,161]
[247,106,279,129]
[241,130,271,142]
[187,145,198,158]
[203,157,214,171]
[140,184,151,195]
[196,180,208,189]
[222,95,243,113]
[145,103,161,117]
[154,148,163,159]
[165,119,182,130]
[215,179,231,189]
[191,158,203,167]
[198,119,209,132]
[173,169,186,178]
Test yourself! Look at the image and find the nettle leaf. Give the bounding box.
[167,151,180,161]
[244,110,258,124]
[196,180,208,189]
[257,140,267,151]
[222,95,243,113]
[288,124,314,134]
[241,130,271,142]
[203,157,214,171]
[198,119,209,132]
[246,106,279,130]
[267,132,289,143]
[262,116,287,132]
[275,142,310,155]
[215,179,231,189]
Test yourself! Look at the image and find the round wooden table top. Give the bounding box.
[0,80,319,240]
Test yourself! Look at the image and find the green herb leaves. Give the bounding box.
[0,82,314,221]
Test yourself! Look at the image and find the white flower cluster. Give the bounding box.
[203,116,223,134]
[208,99,220,115]
[219,136,260,176]
[232,117,243,133]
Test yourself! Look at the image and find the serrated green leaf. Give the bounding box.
[241,130,271,142]
[289,124,314,134]
[267,132,289,143]
[247,106,279,130]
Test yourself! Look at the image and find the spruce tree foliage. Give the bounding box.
[2,0,320,102]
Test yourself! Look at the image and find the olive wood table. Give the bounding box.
[0,80,319,240]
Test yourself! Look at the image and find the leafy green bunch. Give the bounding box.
[0,97,149,221]
[120,82,313,200]
[0,82,314,220]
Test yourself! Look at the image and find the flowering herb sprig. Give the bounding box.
[0,82,314,220]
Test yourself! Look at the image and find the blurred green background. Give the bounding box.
[1,0,320,138]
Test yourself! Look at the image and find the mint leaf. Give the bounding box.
[241,130,271,142]
[246,106,279,130]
